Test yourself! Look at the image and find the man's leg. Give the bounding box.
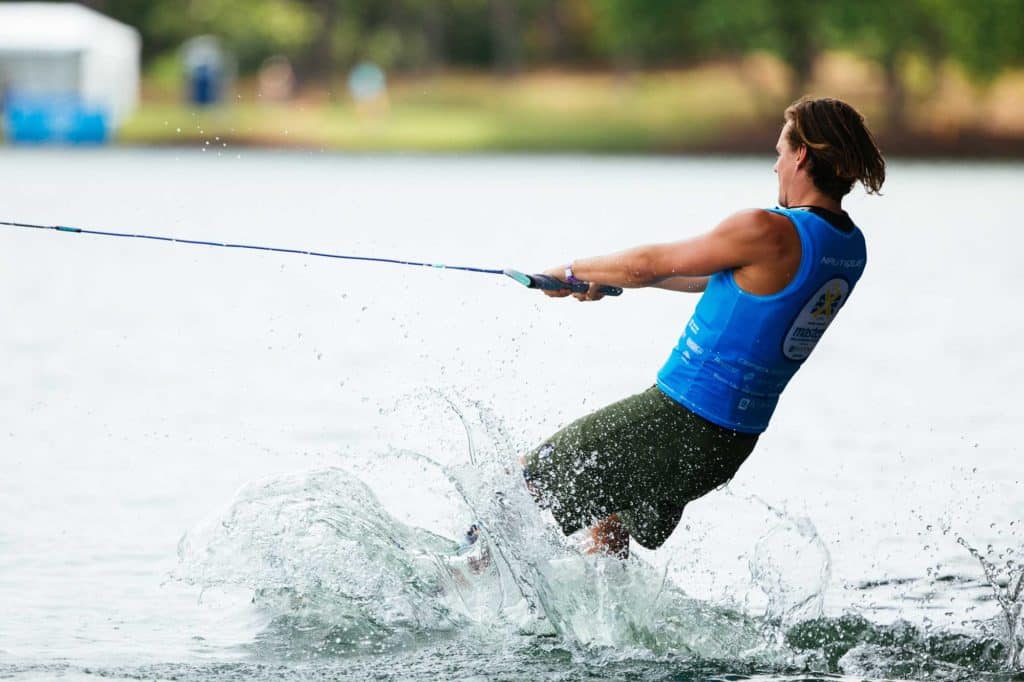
[520,387,682,558]
[521,386,756,557]
[522,452,630,558]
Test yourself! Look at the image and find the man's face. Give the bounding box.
[773,121,798,207]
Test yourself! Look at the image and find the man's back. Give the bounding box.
[657,206,867,433]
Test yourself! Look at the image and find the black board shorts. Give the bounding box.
[522,385,758,550]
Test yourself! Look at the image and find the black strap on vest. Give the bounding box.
[789,205,856,233]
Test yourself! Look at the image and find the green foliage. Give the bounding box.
[936,0,1024,80]
[826,0,947,68]
[58,0,1024,84]
[589,0,694,63]
[142,0,319,71]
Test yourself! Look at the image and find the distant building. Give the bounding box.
[0,3,141,144]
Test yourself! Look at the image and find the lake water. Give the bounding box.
[1,148,1022,681]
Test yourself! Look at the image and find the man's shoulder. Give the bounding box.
[716,208,795,242]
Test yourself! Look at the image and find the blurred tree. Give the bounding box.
[828,0,947,133]
[589,0,818,99]
[490,0,521,74]
[767,0,824,101]
[936,0,1024,81]
[554,0,603,64]
[138,0,318,72]
[416,0,447,72]
[439,0,493,67]
[590,0,696,68]
[47,0,1024,106]
[293,0,343,87]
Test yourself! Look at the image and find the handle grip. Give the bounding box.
[504,269,623,296]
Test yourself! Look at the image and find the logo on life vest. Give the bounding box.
[783,278,850,361]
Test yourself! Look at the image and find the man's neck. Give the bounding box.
[784,192,842,214]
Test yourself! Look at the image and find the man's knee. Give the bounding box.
[520,444,553,503]
[618,502,685,550]
[589,513,630,558]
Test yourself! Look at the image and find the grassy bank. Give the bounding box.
[119,56,1024,156]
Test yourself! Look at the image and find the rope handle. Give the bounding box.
[502,269,623,296]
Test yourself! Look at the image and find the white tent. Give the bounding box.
[0,2,140,128]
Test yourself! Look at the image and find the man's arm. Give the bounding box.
[543,209,791,297]
[650,276,710,293]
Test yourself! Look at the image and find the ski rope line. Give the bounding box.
[0,219,504,275]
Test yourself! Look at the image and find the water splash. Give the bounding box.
[777,524,1024,680]
[956,533,1024,669]
[647,488,832,638]
[175,467,465,654]
[175,391,789,663]
[402,391,782,659]
[174,389,1024,680]
[744,495,832,627]
[785,613,1008,679]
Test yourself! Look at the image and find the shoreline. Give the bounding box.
[98,130,1024,161]
[104,63,1024,161]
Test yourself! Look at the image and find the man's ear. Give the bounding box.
[795,144,810,170]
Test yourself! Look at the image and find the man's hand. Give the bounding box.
[539,266,573,298]
[540,266,607,301]
[574,281,607,302]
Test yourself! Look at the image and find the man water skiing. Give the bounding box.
[522,96,885,557]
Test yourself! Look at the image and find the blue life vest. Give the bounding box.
[656,206,867,434]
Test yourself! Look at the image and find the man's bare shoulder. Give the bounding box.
[713,208,795,243]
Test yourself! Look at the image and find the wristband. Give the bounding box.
[565,263,582,285]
